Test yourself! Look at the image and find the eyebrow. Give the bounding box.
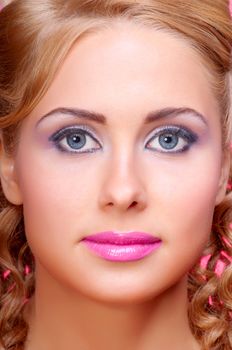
[36,106,208,127]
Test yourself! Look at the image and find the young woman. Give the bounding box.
[0,1,232,349]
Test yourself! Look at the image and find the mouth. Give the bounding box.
[80,231,162,262]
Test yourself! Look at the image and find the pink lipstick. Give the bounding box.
[81,231,162,262]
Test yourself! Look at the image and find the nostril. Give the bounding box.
[129,201,138,209]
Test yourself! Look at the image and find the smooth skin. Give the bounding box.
[0,22,230,350]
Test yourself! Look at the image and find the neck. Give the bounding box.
[24,266,200,350]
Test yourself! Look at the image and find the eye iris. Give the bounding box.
[67,132,86,149]
[159,133,178,149]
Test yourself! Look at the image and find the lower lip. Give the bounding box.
[81,241,162,262]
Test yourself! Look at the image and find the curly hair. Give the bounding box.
[0,1,232,349]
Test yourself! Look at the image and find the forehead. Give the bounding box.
[31,22,220,128]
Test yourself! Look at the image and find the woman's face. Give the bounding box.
[2,24,229,302]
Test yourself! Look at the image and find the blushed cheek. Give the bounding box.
[148,146,221,232]
[15,154,98,256]
[160,166,220,261]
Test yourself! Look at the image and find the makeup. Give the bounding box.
[145,125,198,154]
[49,125,101,154]
[81,231,162,262]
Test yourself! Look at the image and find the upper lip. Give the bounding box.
[81,231,161,245]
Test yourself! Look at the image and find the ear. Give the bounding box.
[215,148,231,206]
[0,137,23,205]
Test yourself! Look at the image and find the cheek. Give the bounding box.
[157,162,218,230]
[15,150,101,258]
[147,149,221,268]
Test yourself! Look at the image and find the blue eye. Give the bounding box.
[145,125,198,154]
[49,126,101,153]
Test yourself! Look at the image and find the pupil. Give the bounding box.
[164,136,172,143]
[73,135,80,143]
[159,133,178,149]
[67,133,86,149]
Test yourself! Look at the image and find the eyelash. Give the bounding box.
[146,125,198,154]
[49,125,198,155]
[49,125,101,154]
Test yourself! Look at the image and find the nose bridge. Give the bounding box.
[112,142,135,175]
[99,145,147,211]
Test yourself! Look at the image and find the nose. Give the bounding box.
[98,153,147,213]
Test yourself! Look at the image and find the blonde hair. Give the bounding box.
[0,1,232,349]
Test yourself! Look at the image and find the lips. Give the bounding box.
[81,231,161,245]
[81,231,162,262]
